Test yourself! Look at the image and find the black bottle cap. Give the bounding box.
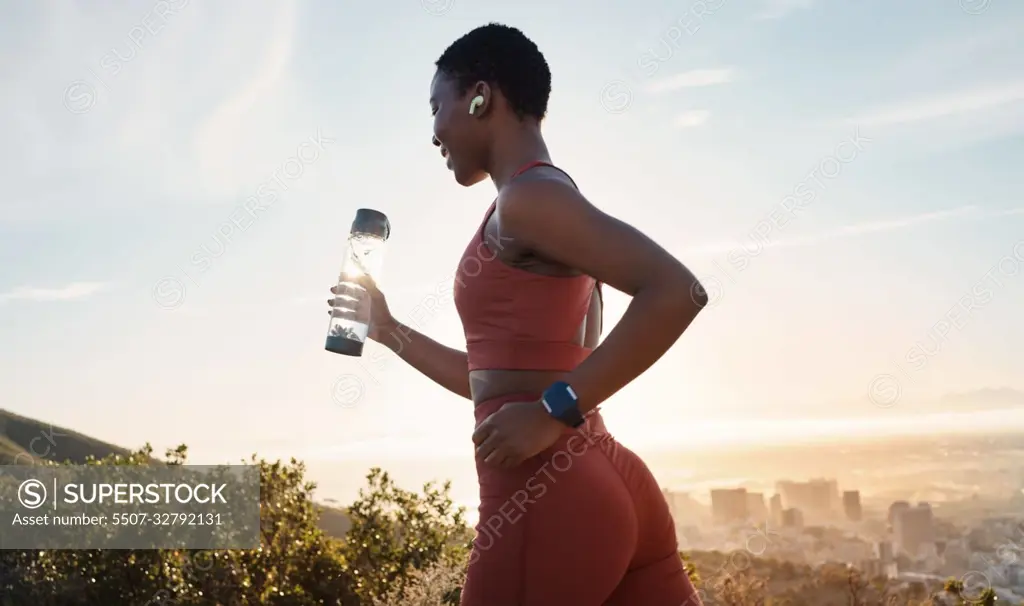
[351,208,390,240]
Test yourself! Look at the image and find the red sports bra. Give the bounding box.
[453,161,599,372]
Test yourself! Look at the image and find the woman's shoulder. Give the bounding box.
[498,168,583,211]
[515,163,579,190]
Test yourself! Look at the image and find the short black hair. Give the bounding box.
[435,23,551,120]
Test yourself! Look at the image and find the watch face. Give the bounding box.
[543,383,578,424]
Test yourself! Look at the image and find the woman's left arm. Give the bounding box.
[499,179,707,414]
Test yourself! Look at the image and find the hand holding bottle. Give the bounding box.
[324,208,390,356]
[327,274,396,343]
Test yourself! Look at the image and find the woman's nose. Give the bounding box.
[432,136,441,147]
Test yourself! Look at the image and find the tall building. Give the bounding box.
[825,479,841,511]
[781,508,804,529]
[888,500,910,526]
[843,490,862,521]
[893,503,933,557]
[710,488,748,524]
[769,494,783,525]
[875,540,894,563]
[776,479,835,522]
[746,492,767,521]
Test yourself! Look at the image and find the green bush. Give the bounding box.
[339,468,471,603]
[0,446,473,606]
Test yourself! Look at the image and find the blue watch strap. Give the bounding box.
[541,381,585,428]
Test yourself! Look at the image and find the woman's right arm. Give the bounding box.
[375,319,471,399]
[329,280,471,400]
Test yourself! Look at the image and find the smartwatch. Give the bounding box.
[541,381,585,428]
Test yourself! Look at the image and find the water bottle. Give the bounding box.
[325,208,390,356]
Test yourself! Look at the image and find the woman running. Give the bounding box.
[330,23,706,606]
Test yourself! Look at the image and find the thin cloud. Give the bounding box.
[824,206,977,239]
[994,207,1024,216]
[646,68,735,94]
[849,82,1024,126]
[193,0,299,197]
[763,206,978,250]
[0,281,107,303]
[674,110,711,128]
[687,206,999,255]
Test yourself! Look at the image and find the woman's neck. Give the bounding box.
[487,122,551,191]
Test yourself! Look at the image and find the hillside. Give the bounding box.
[0,409,131,465]
[0,408,352,537]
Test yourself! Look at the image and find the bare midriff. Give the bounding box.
[469,369,571,404]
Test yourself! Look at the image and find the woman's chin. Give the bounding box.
[453,166,487,188]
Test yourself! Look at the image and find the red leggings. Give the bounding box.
[460,394,702,605]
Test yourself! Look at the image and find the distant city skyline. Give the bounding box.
[661,470,1024,598]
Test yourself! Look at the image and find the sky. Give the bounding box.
[2,0,1024,504]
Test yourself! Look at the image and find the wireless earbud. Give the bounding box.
[468,95,484,114]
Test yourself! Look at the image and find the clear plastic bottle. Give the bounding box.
[325,208,390,356]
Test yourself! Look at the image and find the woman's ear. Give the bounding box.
[468,81,492,116]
